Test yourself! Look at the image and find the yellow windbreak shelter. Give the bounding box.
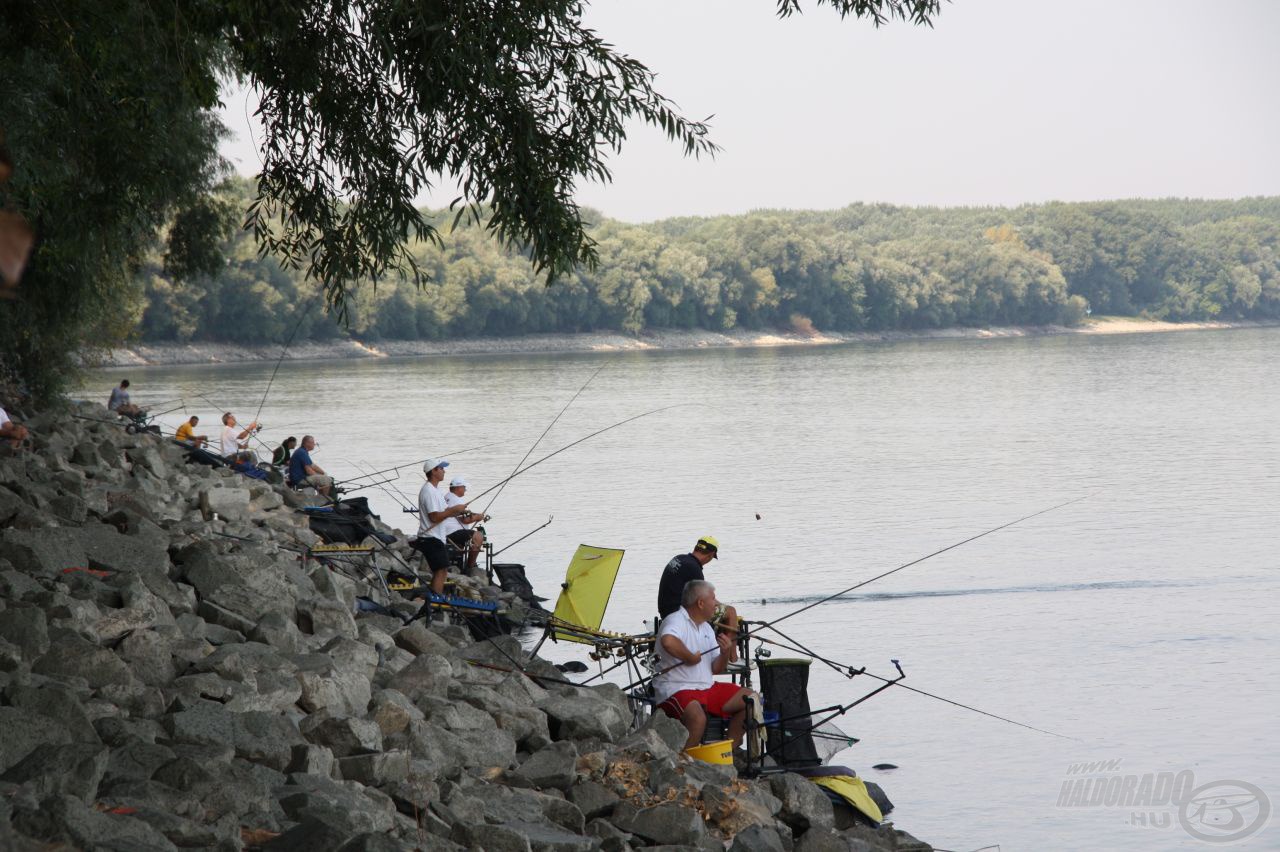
[551,544,625,641]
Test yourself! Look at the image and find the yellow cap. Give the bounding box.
[696,535,720,557]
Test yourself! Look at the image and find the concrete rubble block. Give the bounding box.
[250,610,306,652]
[32,631,136,690]
[795,826,864,852]
[275,773,398,835]
[118,629,179,687]
[387,652,453,700]
[4,682,99,741]
[300,714,385,757]
[102,741,177,785]
[198,486,250,522]
[701,781,782,837]
[338,749,412,786]
[192,640,298,683]
[225,670,304,713]
[11,792,180,852]
[288,743,337,777]
[74,522,169,575]
[621,710,688,756]
[0,527,88,579]
[0,742,109,802]
[403,719,517,775]
[370,689,425,736]
[515,741,580,791]
[94,585,176,643]
[612,801,708,846]
[319,634,380,677]
[297,596,359,639]
[177,540,301,625]
[730,823,792,852]
[165,704,304,771]
[769,772,836,832]
[197,599,257,636]
[392,620,456,657]
[417,692,499,732]
[539,690,629,744]
[297,667,372,716]
[567,780,621,821]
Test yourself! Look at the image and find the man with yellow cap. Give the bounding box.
[657,536,739,658]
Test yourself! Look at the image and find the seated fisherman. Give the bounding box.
[231,451,268,480]
[107,379,144,419]
[287,435,333,497]
[440,476,486,575]
[272,436,297,467]
[412,458,474,595]
[219,412,259,460]
[657,536,739,660]
[175,415,207,447]
[653,580,758,751]
[0,404,30,449]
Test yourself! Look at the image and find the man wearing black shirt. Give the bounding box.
[657,536,738,659]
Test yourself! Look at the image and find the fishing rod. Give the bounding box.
[491,515,554,558]
[753,494,1093,633]
[750,626,1075,740]
[192,392,274,456]
[253,294,319,425]
[479,365,604,518]
[334,437,520,485]
[464,403,685,505]
[347,461,414,509]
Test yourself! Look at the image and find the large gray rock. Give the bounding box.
[103,741,178,785]
[402,719,517,774]
[370,689,425,736]
[0,604,49,660]
[613,801,708,846]
[730,824,791,852]
[388,652,453,700]
[297,667,372,716]
[0,527,87,579]
[198,485,250,521]
[392,621,456,657]
[74,523,169,576]
[702,781,782,837]
[32,631,136,690]
[176,540,300,626]
[516,741,579,791]
[567,780,620,821]
[337,750,412,786]
[275,774,398,835]
[164,704,303,771]
[300,714,384,757]
[0,742,109,802]
[770,772,835,832]
[540,689,630,743]
[297,596,359,639]
[11,792,179,852]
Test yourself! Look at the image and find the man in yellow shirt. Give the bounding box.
[175,415,207,447]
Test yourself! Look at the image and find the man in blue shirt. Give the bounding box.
[288,435,333,497]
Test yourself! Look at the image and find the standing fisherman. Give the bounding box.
[658,536,739,659]
[413,459,472,595]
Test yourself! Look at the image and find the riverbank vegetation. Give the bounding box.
[133,187,1280,345]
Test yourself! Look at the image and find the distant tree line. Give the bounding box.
[133,184,1280,344]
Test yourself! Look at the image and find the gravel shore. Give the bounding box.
[91,318,1277,368]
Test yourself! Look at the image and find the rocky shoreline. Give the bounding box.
[0,402,933,851]
[91,318,1277,368]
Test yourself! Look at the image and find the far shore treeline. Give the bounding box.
[134,183,1280,345]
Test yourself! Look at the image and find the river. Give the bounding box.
[90,328,1280,850]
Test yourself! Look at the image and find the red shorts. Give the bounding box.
[658,681,742,719]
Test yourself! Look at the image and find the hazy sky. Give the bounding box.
[217,0,1280,222]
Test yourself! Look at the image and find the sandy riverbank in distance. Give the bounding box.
[92,317,1277,368]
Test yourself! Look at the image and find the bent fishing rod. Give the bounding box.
[334,437,520,486]
[753,494,1093,633]
[479,365,604,518]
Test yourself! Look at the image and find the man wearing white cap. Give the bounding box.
[413,458,472,594]
[442,476,486,575]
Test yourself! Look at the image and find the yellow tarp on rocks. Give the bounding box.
[551,544,624,641]
[810,774,884,825]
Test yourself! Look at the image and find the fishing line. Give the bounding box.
[750,627,1076,740]
[464,404,685,505]
[253,293,320,425]
[336,437,521,486]
[479,365,604,518]
[754,494,1093,633]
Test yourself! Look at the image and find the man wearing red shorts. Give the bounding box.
[653,579,757,751]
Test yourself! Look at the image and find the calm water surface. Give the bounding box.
[94,329,1280,850]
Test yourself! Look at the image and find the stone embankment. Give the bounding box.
[0,402,932,851]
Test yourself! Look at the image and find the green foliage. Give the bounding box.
[130,188,1280,344]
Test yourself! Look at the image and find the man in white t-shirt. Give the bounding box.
[441,476,485,575]
[0,405,30,449]
[652,579,757,750]
[219,412,259,460]
[412,458,473,595]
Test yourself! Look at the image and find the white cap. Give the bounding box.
[422,458,450,474]
[450,477,469,488]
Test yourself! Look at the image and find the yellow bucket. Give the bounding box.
[685,739,733,765]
